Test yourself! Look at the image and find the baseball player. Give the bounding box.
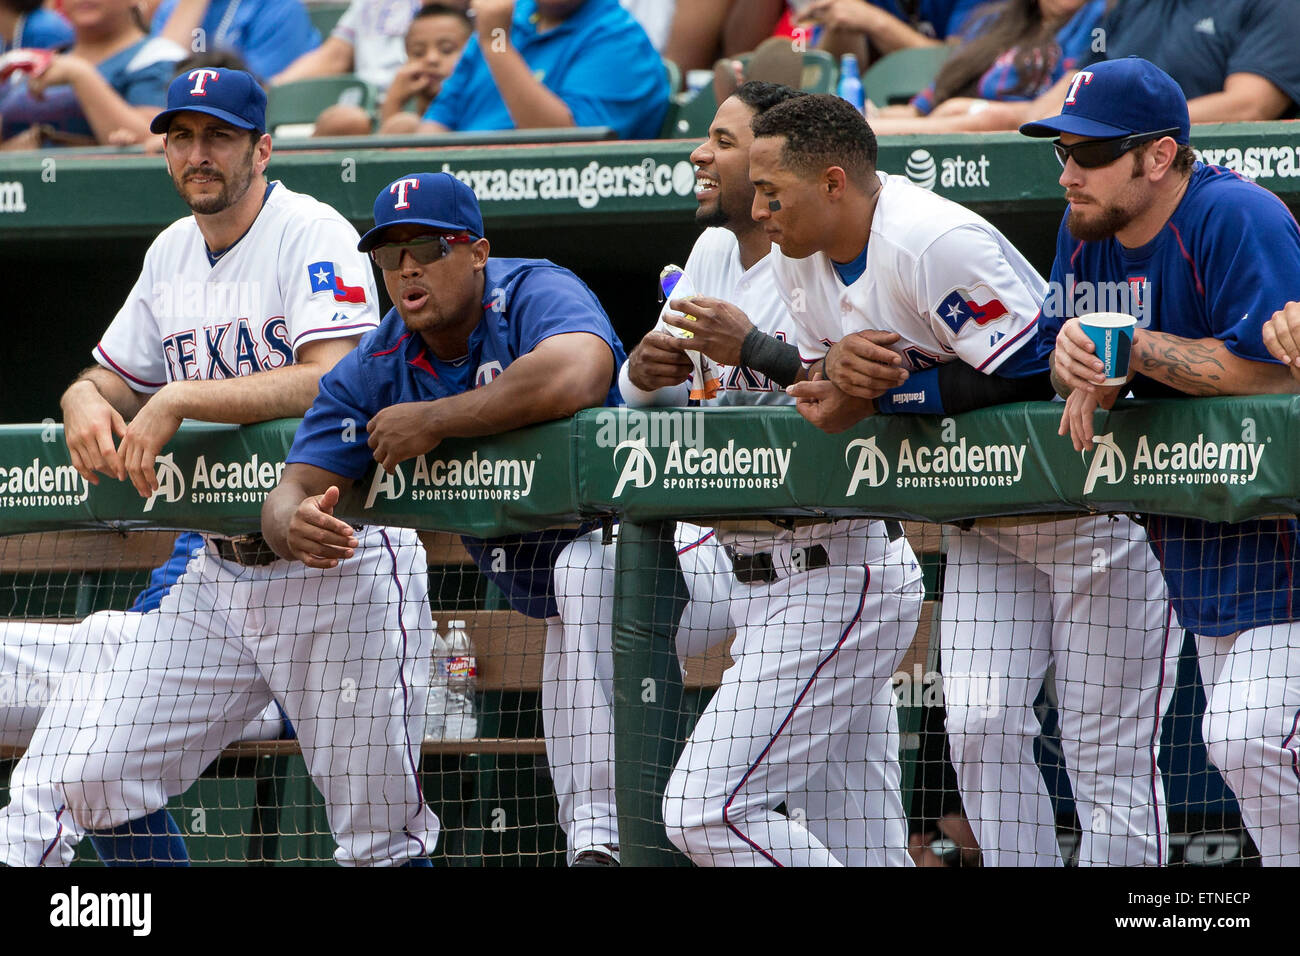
[1031,58,1300,866]
[0,533,291,867]
[49,67,438,867]
[259,172,628,866]
[765,93,1177,866]
[550,81,914,867]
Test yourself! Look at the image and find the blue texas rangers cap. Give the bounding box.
[150,67,267,134]
[1019,57,1190,144]
[357,172,485,251]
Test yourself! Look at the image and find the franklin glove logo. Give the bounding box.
[143,453,186,512]
[845,437,890,494]
[1082,432,1128,494]
[611,438,657,498]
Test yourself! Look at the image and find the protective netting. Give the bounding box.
[0,528,561,866]
[0,512,1291,866]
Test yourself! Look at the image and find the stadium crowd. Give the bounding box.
[0,0,1295,150]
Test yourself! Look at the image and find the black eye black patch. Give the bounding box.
[768,199,781,211]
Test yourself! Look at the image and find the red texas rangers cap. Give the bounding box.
[150,67,267,134]
[357,172,486,252]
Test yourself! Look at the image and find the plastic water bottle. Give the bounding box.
[441,619,479,740]
[838,53,865,113]
[424,620,446,741]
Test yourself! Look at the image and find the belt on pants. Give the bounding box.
[726,520,906,584]
[209,533,279,567]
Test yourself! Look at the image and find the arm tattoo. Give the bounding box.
[1136,336,1226,395]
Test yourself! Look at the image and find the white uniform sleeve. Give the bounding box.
[279,215,380,356]
[913,224,1045,374]
[771,255,828,367]
[94,249,167,393]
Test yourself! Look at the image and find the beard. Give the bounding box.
[173,146,256,215]
[695,200,730,228]
[1066,201,1139,242]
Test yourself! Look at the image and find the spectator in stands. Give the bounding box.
[107,48,252,150]
[150,0,320,81]
[799,0,986,56]
[417,0,668,140]
[271,0,435,92]
[868,0,1104,129]
[867,0,1300,133]
[376,4,472,134]
[0,0,72,55]
[619,0,673,51]
[0,0,181,149]
[664,1,982,76]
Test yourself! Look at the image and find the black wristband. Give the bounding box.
[738,327,801,388]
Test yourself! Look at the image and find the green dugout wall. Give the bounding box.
[4,122,1300,422]
[2,400,1299,862]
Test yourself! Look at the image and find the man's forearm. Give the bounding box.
[419,334,612,442]
[430,357,608,439]
[483,43,574,128]
[162,363,334,423]
[1132,330,1299,396]
[72,66,155,142]
[271,38,353,85]
[64,366,147,419]
[862,9,942,53]
[1048,351,1072,398]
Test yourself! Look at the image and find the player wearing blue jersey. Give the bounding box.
[263,171,624,587]
[262,175,626,849]
[1025,57,1300,866]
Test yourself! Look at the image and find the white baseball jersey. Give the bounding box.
[39,182,437,866]
[94,182,379,391]
[776,172,1045,377]
[565,228,917,866]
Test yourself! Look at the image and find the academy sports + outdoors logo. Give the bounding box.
[844,424,1027,494]
[145,452,287,511]
[365,451,538,506]
[1081,428,1267,494]
[609,436,792,498]
[0,459,89,508]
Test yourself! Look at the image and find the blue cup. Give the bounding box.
[1079,312,1136,386]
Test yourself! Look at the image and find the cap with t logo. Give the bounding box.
[150,67,268,134]
[357,172,485,251]
[1019,56,1190,143]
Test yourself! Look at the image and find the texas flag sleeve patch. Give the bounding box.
[935,287,1008,335]
[307,261,367,303]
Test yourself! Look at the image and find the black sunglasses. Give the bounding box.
[1052,128,1181,170]
[369,234,472,270]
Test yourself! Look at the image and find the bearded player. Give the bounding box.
[47,68,437,867]
[1033,58,1300,866]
